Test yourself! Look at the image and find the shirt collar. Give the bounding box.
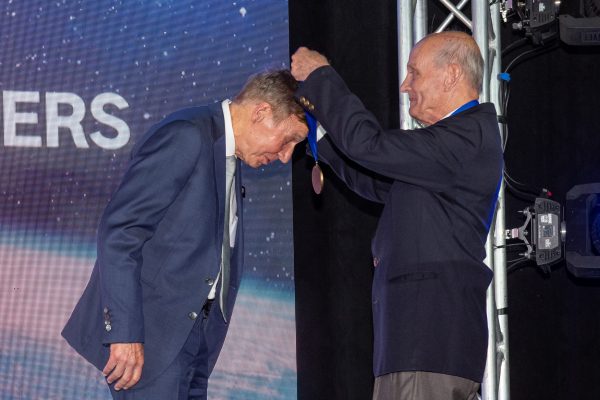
[221,99,235,157]
[443,99,480,120]
[443,106,459,120]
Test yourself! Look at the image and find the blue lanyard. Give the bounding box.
[305,111,319,163]
[451,100,479,116]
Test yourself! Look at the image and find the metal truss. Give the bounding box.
[396,1,509,399]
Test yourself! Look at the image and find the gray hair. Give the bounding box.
[424,31,484,94]
[234,69,306,123]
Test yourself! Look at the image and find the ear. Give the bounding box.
[444,63,462,92]
[251,101,272,123]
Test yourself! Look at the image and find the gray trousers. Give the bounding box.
[373,371,480,400]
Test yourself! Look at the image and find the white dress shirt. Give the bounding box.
[208,100,238,300]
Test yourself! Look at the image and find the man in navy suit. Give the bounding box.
[291,32,503,400]
[62,70,308,399]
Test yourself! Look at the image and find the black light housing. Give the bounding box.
[565,183,600,278]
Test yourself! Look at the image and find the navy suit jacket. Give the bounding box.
[62,103,244,387]
[297,66,503,383]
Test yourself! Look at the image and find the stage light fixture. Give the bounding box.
[506,197,564,274]
[506,184,600,277]
[565,183,600,278]
[505,0,600,46]
[508,0,561,44]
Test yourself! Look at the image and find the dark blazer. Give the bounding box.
[296,66,503,383]
[62,103,244,387]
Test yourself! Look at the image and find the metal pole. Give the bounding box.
[472,1,490,102]
[398,0,414,130]
[494,182,510,400]
[414,0,428,43]
[489,1,510,398]
[471,2,498,400]
[483,240,498,400]
[439,0,473,31]
[435,0,470,33]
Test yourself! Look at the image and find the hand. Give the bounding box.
[103,342,144,391]
[291,47,329,81]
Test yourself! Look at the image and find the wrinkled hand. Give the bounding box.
[291,47,329,81]
[103,342,144,391]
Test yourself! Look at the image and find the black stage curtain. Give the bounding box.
[290,1,600,399]
[289,1,398,399]
[289,1,397,399]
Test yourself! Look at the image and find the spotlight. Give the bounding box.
[565,183,600,277]
[508,0,561,44]
[504,0,600,46]
[506,197,564,274]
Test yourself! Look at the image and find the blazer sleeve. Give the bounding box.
[296,66,485,193]
[97,120,206,344]
[318,135,391,203]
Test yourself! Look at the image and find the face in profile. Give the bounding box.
[400,39,448,126]
[236,106,308,168]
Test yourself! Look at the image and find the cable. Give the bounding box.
[494,243,528,249]
[499,41,560,202]
[496,77,540,201]
[503,177,539,201]
[503,173,539,196]
[504,40,559,74]
[505,47,541,73]
[503,170,530,188]
[501,38,528,57]
[507,258,533,274]
[507,256,529,263]
[501,82,511,151]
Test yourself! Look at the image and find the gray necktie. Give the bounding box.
[219,156,236,323]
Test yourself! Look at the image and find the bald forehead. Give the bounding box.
[408,38,437,66]
[417,32,477,54]
[421,31,473,43]
[410,32,478,67]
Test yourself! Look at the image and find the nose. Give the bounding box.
[400,77,409,93]
[278,146,294,164]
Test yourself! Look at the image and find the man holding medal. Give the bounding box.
[291,31,503,400]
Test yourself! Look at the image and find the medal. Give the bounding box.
[312,163,323,194]
[305,111,324,195]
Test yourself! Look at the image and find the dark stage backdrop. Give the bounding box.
[0,1,297,399]
[290,1,600,400]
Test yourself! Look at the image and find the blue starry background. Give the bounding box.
[0,1,297,399]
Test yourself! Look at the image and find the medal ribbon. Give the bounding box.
[305,111,319,164]
[451,99,479,116]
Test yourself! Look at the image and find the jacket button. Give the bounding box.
[105,324,112,332]
[373,257,380,267]
[308,104,315,111]
[299,96,307,105]
[205,278,214,286]
[188,312,198,320]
